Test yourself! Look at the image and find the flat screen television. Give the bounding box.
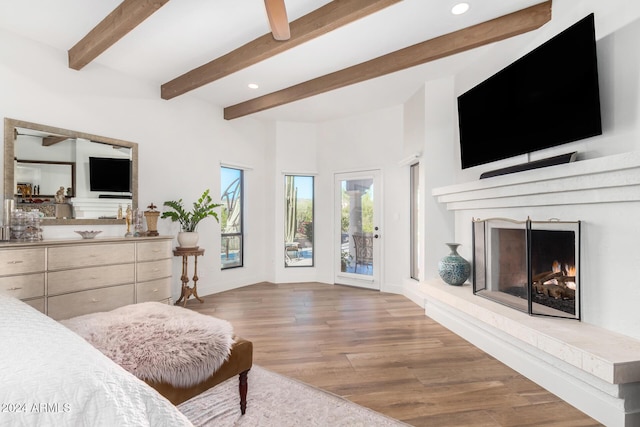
[89,157,132,193]
[457,13,602,170]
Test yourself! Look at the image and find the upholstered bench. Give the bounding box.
[61,302,253,414]
[146,337,253,410]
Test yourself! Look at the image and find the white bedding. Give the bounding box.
[0,295,193,427]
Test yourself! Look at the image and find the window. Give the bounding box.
[284,175,314,267]
[221,167,243,269]
[410,163,420,280]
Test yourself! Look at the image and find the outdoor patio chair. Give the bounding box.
[352,232,373,273]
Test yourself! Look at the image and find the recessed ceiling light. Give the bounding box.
[451,3,470,15]
[248,83,259,89]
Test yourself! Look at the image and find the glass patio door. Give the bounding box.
[334,170,381,290]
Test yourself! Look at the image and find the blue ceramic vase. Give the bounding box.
[438,243,470,286]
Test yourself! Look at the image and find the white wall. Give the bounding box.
[0,24,411,300]
[272,121,319,284]
[3,0,640,340]
[0,28,271,301]
[455,0,640,183]
[403,82,455,283]
[421,77,459,280]
[315,106,407,293]
[418,0,640,340]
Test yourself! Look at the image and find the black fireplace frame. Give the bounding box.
[472,217,581,320]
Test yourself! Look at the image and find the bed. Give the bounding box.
[0,294,193,427]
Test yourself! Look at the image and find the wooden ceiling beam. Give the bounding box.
[224,1,552,120]
[68,0,170,70]
[264,0,290,41]
[161,0,402,100]
[42,136,68,147]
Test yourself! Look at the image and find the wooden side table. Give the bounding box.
[173,247,205,307]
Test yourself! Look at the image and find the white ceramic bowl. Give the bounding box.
[74,230,102,239]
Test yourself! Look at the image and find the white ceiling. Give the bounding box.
[0,0,546,122]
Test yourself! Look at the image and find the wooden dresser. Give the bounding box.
[0,236,173,320]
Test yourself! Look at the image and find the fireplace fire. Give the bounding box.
[472,218,581,320]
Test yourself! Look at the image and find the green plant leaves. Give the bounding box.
[161,189,221,232]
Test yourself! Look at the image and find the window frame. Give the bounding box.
[284,174,315,268]
[221,166,244,270]
[410,162,420,280]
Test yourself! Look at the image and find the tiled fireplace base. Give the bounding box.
[412,280,640,427]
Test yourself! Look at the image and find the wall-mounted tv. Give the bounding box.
[89,157,131,193]
[457,13,602,170]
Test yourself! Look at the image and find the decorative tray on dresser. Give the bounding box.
[0,236,174,320]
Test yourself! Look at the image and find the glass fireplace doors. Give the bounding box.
[472,218,581,320]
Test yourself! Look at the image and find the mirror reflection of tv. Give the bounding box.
[457,13,602,170]
[89,157,131,193]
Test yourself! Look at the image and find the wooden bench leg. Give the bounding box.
[239,369,249,415]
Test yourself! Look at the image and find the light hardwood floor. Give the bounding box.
[186,282,601,426]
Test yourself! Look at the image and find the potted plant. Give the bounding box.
[161,189,221,248]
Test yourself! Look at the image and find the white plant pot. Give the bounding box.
[177,231,199,248]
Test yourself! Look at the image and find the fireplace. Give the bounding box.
[472,218,581,320]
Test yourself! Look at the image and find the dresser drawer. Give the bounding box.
[136,277,171,303]
[137,259,172,282]
[0,248,45,275]
[47,284,134,320]
[0,273,44,299]
[137,240,172,262]
[48,243,135,270]
[48,264,135,295]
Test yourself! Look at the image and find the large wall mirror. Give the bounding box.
[4,118,138,225]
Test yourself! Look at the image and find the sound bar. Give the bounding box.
[479,152,578,179]
[99,194,132,199]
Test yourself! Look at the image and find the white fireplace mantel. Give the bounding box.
[416,151,640,426]
[432,151,640,210]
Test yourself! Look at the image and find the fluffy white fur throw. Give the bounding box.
[61,302,234,388]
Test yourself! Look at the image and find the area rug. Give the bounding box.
[178,365,410,427]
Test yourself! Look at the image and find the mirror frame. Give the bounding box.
[4,118,138,225]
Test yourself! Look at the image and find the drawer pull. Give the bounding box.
[90,298,100,303]
[8,286,23,291]
[7,260,24,264]
[152,268,160,272]
[153,288,158,292]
